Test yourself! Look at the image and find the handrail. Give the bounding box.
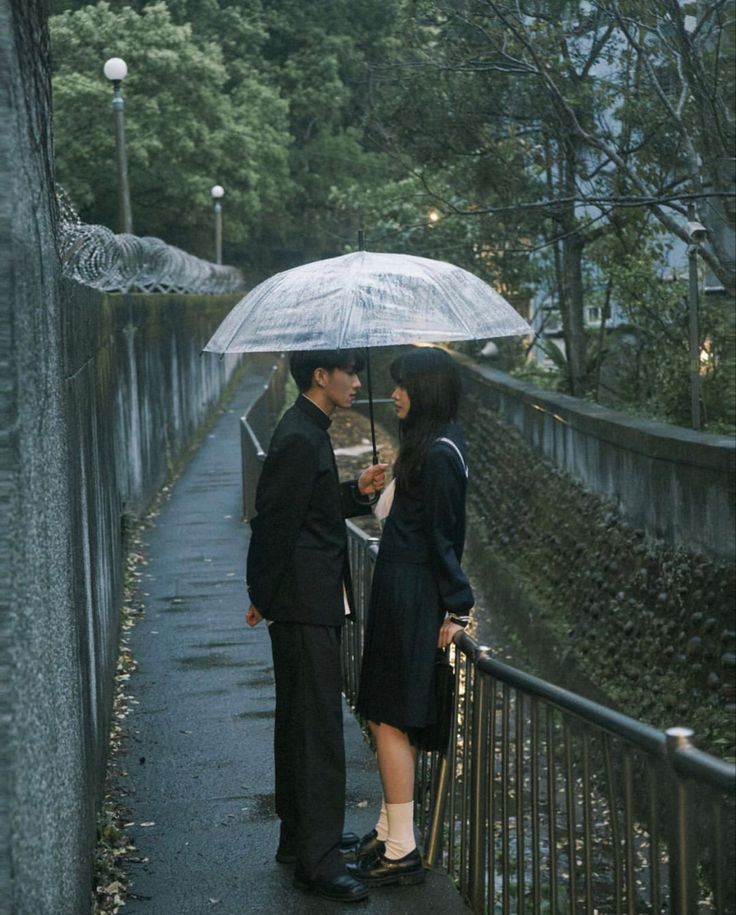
[470,640,666,757]
[240,366,735,914]
[240,358,286,520]
[343,519,736,915]
[467,639,735,795]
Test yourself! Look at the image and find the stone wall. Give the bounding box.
[457,359,736,757]
[1,7,246,908]
[2,3,87,912]
[5,275,244,915]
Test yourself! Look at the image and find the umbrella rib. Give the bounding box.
[337,261,361,351]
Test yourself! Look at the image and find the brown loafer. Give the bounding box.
[342,829,386,863]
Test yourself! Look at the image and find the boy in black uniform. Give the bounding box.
[246,349,386,903]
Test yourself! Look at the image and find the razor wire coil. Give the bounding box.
[57,187,245,294]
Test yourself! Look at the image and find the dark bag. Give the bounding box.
[416,649,455,753]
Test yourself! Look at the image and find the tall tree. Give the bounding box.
[51,1,291,262]
[349,0,734,396]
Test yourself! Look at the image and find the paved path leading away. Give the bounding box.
[118,365,470,915]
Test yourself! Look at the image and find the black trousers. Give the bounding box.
[268,622,346,880]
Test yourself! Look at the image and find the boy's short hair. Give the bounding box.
[289,349,366,392]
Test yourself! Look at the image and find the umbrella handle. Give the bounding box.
[365,347,379,465]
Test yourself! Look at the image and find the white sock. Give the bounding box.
[374,798,389,841]
[384,801,416,860]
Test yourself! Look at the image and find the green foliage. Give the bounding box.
[49,1,734,432]
[509,360,564,392]
[595,240,736,432]
[254,0,404,264]
[51,1,291,259]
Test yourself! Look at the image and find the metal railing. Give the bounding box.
[240,357,287,521]
[343,520,736,915]
[239,366,735,914]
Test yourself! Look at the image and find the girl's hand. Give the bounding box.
[438,618,463,648]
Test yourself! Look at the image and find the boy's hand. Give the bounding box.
[358,463,389,496]
[246,604,263,627]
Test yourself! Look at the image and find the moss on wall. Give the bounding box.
[462,392,736,758]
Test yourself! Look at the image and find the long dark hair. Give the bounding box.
[391,347,462,491]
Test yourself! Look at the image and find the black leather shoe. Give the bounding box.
[348,848,425,886]
[342,829,386,863]
[340,831,361,850]
[277,832,362,864]
[293,872,370,902]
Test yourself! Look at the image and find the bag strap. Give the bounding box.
[435,436,469,479]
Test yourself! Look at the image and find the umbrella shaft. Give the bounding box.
[365,348,378,465]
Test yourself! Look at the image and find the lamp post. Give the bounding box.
[686,204,707,432]
[103,57,133,235]
[211,185,224,265]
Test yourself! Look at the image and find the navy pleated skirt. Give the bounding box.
[356,557,445,732]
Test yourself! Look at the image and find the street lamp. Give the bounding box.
[211,185,224,265]
[686,205,707,432]
[103,57,133,235]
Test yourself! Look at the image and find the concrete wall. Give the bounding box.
[66,290,244,517]
[1,6,246,911]
[61,283,244,814]
[2,4,88,912]
[456,356,736,562]
[456,357,735,755]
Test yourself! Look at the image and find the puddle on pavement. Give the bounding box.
[179,579,234,588]
[235,709,275,719]
[177,653,255,670]
[238,675,274,688]
[191,641,252,649]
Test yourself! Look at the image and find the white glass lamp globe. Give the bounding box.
[103,58,128,81]
[211,185,225,199]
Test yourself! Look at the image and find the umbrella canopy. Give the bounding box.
[203,250,531,354]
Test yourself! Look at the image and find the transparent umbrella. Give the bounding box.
[203,250,532,459]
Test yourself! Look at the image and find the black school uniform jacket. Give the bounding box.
[246,395,372,626]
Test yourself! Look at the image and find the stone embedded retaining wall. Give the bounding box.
[457,357,736,562]
[457,358,736,756]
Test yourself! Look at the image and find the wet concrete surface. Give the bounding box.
[118,370,470,915]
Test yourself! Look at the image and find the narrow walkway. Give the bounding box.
[118,366,469,914]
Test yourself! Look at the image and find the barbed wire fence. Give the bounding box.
[56,187,245,295]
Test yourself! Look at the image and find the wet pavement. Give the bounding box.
[118,366,470,915]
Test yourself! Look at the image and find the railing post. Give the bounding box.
[469,650,490,911]
[424,752,450,867]
[666,727,697,915]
